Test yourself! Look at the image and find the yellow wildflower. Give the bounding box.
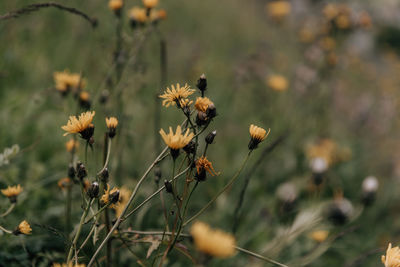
[248,124,270,150]
[109,0,123,11]
[61,111,95,140]
[113,186,131,217]
[159,83,195,108]
[159,125,194,150]
[1,185,23,203]
[266,1,291,21]
[15,220,32,235]
[266,75,288,91]
[65,139,79,152]
[53,70,86,92]
[309,230,329,243]
[143,0,158,9]
[194,97,214,113]
[382,243,400,267]
[129,7,147,23]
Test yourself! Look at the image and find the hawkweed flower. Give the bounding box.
[109,0,123,15]
[266,75,288,91]
[53,70,86,95]
[382,243,400,267]
[113,186,131,217]
[150,9,167,23]
[1,185,23,203]
[309,230,329,243]
[265,1,291,21]
[14,220,32,235]
[159,83,195,108]
[61,111,95,143]
[106,117,119,138]
[65,139,79,153]
[195,97,214,113]
[248,124,270,150]
[79,91,91,110]
[143,0,158,9]
[190,221,236,258]
[195,156,219,181]
[58,177,72,190]
[101,184,120,208]
[129,7,147,27]
[159,125,194,160]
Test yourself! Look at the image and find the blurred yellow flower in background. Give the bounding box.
[266,74,289,91]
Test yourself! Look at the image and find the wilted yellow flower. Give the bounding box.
[190,221,236,258]
[108,0,123,11]
[101,184,120,208]
[1,185,23,203]
[129,7,147,23]
[159,125,194,150]
[194,97,214,113]
[61,111,95,138]
[65,139,79,152]
[195,156,219,181]
[267,74,288,91]
[143,0,158,9]
[53,70,86,92]
[16,220,32,235]
[249,124,270,150]
[159,83,195,108]
[266,1,291,21]
[113,186,131,217]
[58,177,72,190]
[382,243,400,267]
[309,230,329,243]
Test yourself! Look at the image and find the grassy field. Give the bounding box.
[1,0,400,266]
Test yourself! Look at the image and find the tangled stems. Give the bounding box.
[0,203,15,218]
[182,151,252,227]
[87,146,169,267]
[67,198,95,263]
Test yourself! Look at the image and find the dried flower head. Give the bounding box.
[106,117,119,138]
[143,0,158,9]
[382,243,400,267]
[195,156,219,181]
[58,177,72,190]
[15,220,32,235]
[129,7,147,24]
[309,230,329,243]
[159,83,195,108]
[109,0,123,11]
[266,1,291,20]
[65,139,79,153]
[1,185,23,203]
[266,75,288,91]
[195,97,214,113]
[61,111,95,141]
[101,184,120,208]
[114,186,131,217]
[248,124,270,150]
[159,125,194,150]
[53,70,86,93]
[190,221,236,258]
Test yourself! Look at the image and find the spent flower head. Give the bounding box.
[195,156,219,181]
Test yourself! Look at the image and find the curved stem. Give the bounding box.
[183,151,252,227]
[235,246,288,267]
[87,146,168,267]
[0,203,15,217]
[0,224,12,234]
[97,137,111,176]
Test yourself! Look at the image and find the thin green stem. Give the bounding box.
[97,136,111,176]
[84,203,112,224]
[183,151,252,227]
[0,203,15,217]
[235,246,288,267]
[0,224,12,234]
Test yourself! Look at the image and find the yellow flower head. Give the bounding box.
[53,70,86,93]
[159,83,195,108]
[113,186,131,217]
[61,111,95,139]
[309,230,329,243]
[16,220,32,235]
[65,139,79,152]
[101,184,120,208]
[382,243,400,267]
[58,177,72,190]
[109,0,123,11]
[150,9,167,21]
[323,3,339,20]
[159,125,194,150]
[106,117,119,129]
[190,221,236,258]
[266,75,288,91]
[196,156,219,181]
[266,1,291,20]
[335,14,351,29]
[143,0,158,9]
[79,91,90,102]
[129,7,147,23]
[1,185,23,203]
[249,124,270,150]
[194,97,214,113]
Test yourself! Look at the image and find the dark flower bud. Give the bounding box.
[326,198,354,225]
[76,162,87,180]
[206,104,217,119]
[196,74,207,93]
[164,180,173,193]
[196,111,208,126]
[87,181,99,198]
[68,164,76,179]
[110,190,120,204]
[183,141,196,154]
[195,168,206,181]
[100,168,109,182]
[205,130,217,144]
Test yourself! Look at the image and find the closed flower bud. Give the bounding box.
[196,74,207,93]
[76,162,87,180]
[68,164,76,179]
[100,168,109,182]
[327,197,353,225]
[205,130,217,144]
[362,176,378,206]
[110,189,120,204]
[87,181,99,198]
[206,104,217,119]
[164,180,173,193]
[196,111,208,126]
